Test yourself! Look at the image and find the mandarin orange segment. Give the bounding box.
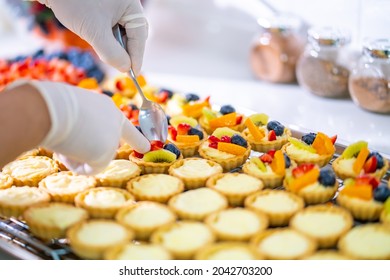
[112,93,124,107]
[270,150,286,176]
[244,118,265,141]
[209,112,237,129]
[137,74,147,87]
[312,132,335,155]
[289,167,320,192]
[312,134,326,154]
[176,135,200,143]
[340,185,372,201]
[77,78,99,89]
[217,142,247,156]
[182,99,210,118]
[353,146,370,174]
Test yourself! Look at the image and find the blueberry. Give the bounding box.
[302,132,317,145]
[164,143,181,159]
[220,105,235,115]
[166,115,171,124]
[185,93,200,102]
[284,154,291,168]
[159,88,174,99]
[32,49,44,59]
[369,152,384,169]
[231,134,247,148]
[86,67,105,82]
[267,121,285,136]
[130,104,139,111]
[373,184,390,202]
[46,50,68,61]
[318,167,336,187]
[188,127,204,140]
[135,126,143,134]
[102,90,114,97]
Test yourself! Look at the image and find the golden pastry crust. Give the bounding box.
[338,224,390,260]
[198,141,251,172]
[0,186,50,218]
[115,143,133,160]
[303,250,350,260]
[23,202,88,240]
[205,208,268,242]
[2,156,59,187]
[290,205,353,248]
[168,188,228,221]
[37,147,53,158]
[206,173,263,206]
[0,172,13,190]
[194,242,263,260]
[245,190,304,227]
[104,243,173,260]
[16,148,40,159]
[67,219,134,260]
[199,115,246,135]
[75,187,134,219]
[169,158,223,190]
[51,153,68,171]
[116,201,177,240]
[39,171,97,203]
[150,221,215,259]
[252,228,317,260]
[129,152,183,174]
[336,193,383,222]
[242,127,291,153]
[95,160,141,188]
[332,156,389,180]
[282,142,333,167]
[127,174,184,203]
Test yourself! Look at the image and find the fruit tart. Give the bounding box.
[242,114,291,152]
[195,242,263,260]
[243,150,295,188]
[332,141,389,180]
[283,164,339,204]
[95,159,141,188]
[198,127,251,172]
[380,198,390,227]
[336,176,390,221]
[282,132,336,167]
[129,141,183,174]
[165,93,211,118]
[0,172,13,190]
[199,105,245,135]
[167,115,207,157]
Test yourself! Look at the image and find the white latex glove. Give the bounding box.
[36,0,148,74]
[21,80,150,175]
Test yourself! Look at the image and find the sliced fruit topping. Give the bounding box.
[355,175,380,189]
[363,155,377,174]
[176,135,200,143]
[284,154,291,168]
[267,120,285,136]
[352,146,370,174]
[212,127,238,138]
[209,112,237,129]
[249,113,269,126]
[341,185,372,201]
[318,166,336,187]
[150,140,164,151]
[168,126,178,141]
[289,166,320,192]
[177,123,192,135]
[231,134,248,148]
[182,96,210,118]
[292,163,315,178]
[202,107,218,121]
[288,137,316,153]
[341,141,368,159]
[143,149,177,163]
[260,153,273,164]
[209,142,218,149]
[208,135,221,143]
[312,132,335,155]
[250,157,266,172]
[169,116,198,128]
[268,130,277,141]
[373,183,390,203]
[188,127,204,140]
[302,133,317,145]
[133,150,144,159]
[369,152,384,169]
[217,142,247,156]
[220,136,231,143]
[163,143,181,159]
[235,115,243,125]
[270,150,286,176]
[267,150,276,157]
[330,135,337,145]
[244,118,265,141]
[158,88,174,99]
[185,93,200,102]
[220,105,235,115]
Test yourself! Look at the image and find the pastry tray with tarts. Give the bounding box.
[1,126,389,260]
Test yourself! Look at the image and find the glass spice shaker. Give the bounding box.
[349,38,390,114]
[250,14,306,84]
[296,26,351,98]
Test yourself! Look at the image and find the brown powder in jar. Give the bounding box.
[296,56,350,98]
[349,77,390,114]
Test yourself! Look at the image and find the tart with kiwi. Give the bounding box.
[283,164,339,204]
[129,141,183,174]
[282,132,336,167]
[242,113,291,152]
[243,149,295,188]
[199,105,245,135]
[332,140,389,180]
[336,175,390,221]
[198,127,251,172]
[167,115,207,157]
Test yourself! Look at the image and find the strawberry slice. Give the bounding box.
[133,150,144,159]
[220,136,231,143]
[156,91,169,103]
[292,163,315,178]
[168,126,178,141]
[177,123,191,135]
[209,142,218,149]
[235,115,243,125]
[330,135,337,145]
[355,175,380,189]
[268,130,277,141]
[267,150,276,158]
[260,153,273,163]
[150,140,164,151]
[208,135,220,143]
[363,155,377,174]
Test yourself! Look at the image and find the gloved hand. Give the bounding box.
[36,0,148,74]
[19,80,150,175]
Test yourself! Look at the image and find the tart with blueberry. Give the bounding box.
[167,115,206,157]
[198,127,251,172]
[336,175,390,221]
[242,114,291,152]
[332,141,389,180]
[129,141,183,174]
[283,164,339,204]
[242,150,295,188]
[282,132,336,167]
[195,242,263,260]
[199,105,245,135]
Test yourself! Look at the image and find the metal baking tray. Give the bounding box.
[1,129,389,260]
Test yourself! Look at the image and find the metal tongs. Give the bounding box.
[112,24,168,143]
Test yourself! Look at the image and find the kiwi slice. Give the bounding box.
[170,115,198,128]
[249,113,269,126]
[341,141,368,159]
[250,157,266,172]
[143,150,177,163]
[202,107,218,121]
[288,137,316,153]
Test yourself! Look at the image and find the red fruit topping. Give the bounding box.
[150,140,164,151]
[208,135,220,143]
[156,91,169,103]
[268,130,277,141]
[235,115,243,125]
[267,150,276,158]
[133,151,144,159]
[177,123,191,135]
[168,126,178,141]
[220,136,231,143]
[292,163,315,178]
[355,175,380,189]
[260,153,273,163]
[209,142,218,149]
[363,155,378,174]
[330,135,337,145]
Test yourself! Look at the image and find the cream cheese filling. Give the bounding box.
[214,174,261,193]
[96,160,139,180]
[259,231,309,258]
[84,189,127,207]
[252,193,298,213]
[210,209,261,235]
[172,159,220,178]
[161,223,211,251]
[293,212,347,237]
[41,173,95,193]
[29,206,86,229]
[286,144,320,160]
[77,222,127,246]
[132,175,181,196]
[0,186,48,205]
[5,157,54,178]
[123,204,174,228]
